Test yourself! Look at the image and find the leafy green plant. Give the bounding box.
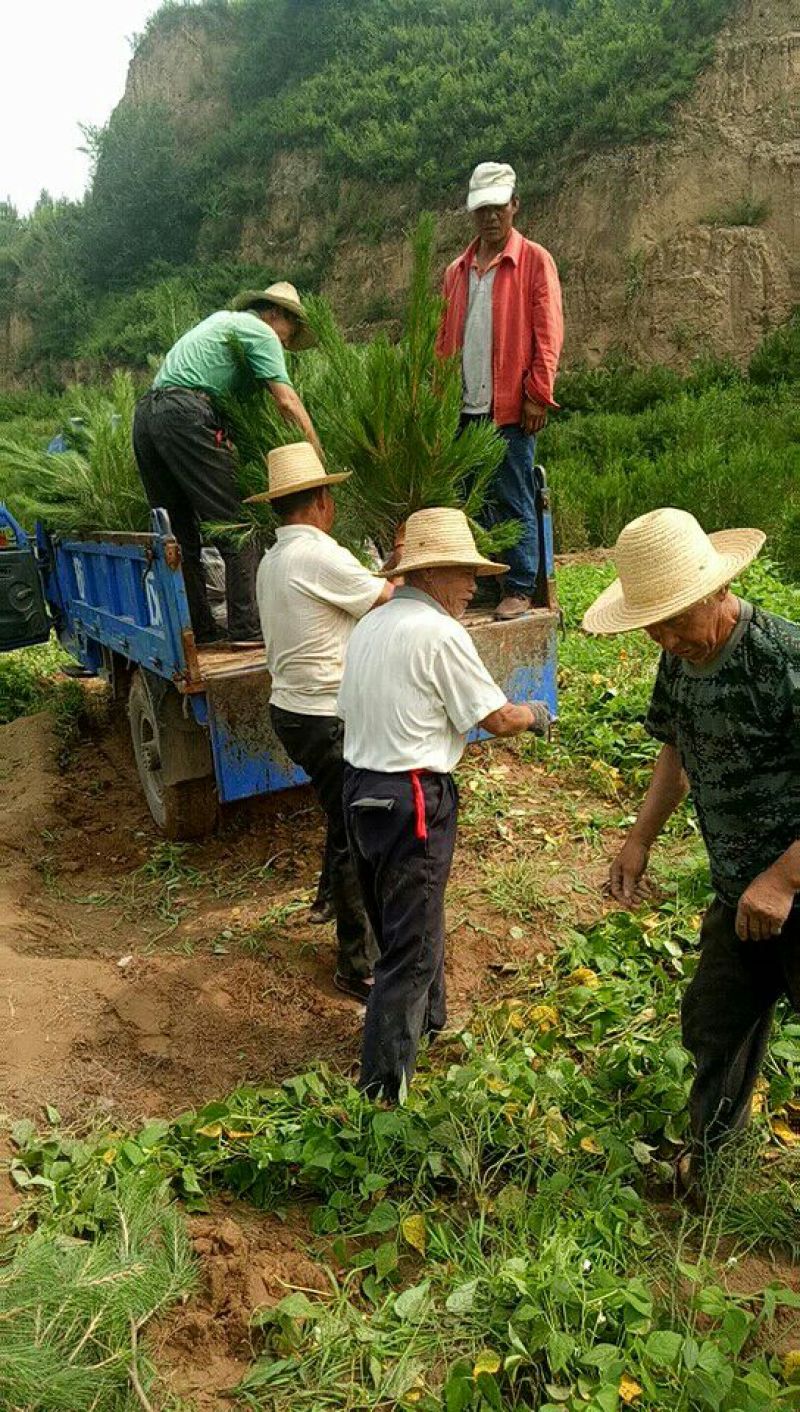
[0,1173,194,1411]
[217,215,517,558]
[701,198,770,228]
[0,372,149,534]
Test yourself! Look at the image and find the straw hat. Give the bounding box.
[582,508,765,635]
[244,442,350,504]
[387,507,508,577]
[231,281,316,351]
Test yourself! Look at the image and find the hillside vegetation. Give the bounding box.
[0,0,737,376]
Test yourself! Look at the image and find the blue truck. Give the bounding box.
[0,489,559,840]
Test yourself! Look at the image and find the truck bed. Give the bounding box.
[194,603,560,688]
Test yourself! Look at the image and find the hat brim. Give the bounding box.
[231,291,317,351]
[581,528,766,635]
[244,471,351,504]
[467,184,515,211]
[384,552,508,578]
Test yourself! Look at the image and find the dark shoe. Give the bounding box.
[495,594,533,621]
[196,627,229,647]
[309,898,335,925]
[334,971,374,1003]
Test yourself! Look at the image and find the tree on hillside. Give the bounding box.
[81,103,201,291]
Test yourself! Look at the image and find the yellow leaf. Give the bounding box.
[196,1121,223,1139]
[567,967,600,989]
[224,1128,254,1140]
[102,1147,117,1165]
[401,1213,427,1255]
[508,1010,526,1030]
[486,1075,509,1094]
[783,1349,800,1381]
[751,1091,765,1115]
[529,1004,559,1031]
[771,1120,800,1146]
[580,1135,602,1154]
[619,1373,643,1404]
[473,1350,502,1378]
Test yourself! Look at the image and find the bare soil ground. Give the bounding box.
[0,704,614,1405]
[2,705,798,1406]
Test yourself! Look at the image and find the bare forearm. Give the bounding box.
[771,840,800,892]
[480,700,549,739]
[629,743,688,848]
[268,384,322,456]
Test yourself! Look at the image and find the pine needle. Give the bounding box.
[0,1173,195,1412]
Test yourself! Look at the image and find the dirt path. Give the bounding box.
[0,709,609,1128]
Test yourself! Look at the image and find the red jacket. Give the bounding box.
[435,228,564,422]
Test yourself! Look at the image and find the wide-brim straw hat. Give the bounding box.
[582,507,765,635]
[387,507,508,578]
[244,441,351,504]
[231,281,316,351]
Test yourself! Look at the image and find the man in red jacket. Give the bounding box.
[436,162,564,620]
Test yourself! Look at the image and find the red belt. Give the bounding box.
[409,769,428,840]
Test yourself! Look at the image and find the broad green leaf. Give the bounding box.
[394,1279,430,1321]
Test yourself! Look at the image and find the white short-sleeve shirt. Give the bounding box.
[257,524,383,715]
[338,587,507,773]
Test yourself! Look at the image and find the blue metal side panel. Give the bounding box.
[38,510,193,683]
[202,668,309,804]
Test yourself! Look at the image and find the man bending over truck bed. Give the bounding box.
[132,282,321,648]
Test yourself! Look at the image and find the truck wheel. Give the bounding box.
[128,670,218,839]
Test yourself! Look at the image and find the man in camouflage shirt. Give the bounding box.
[583,508,800,1176]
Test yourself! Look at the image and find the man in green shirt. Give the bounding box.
[583,508,800,1183]
[133,282,321,645]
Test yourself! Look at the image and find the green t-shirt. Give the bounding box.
[153,310,292,398]
[645,599,800,906]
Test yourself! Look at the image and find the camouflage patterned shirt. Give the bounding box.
[645,599,800,905]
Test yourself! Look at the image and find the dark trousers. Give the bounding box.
[132,388,260,641]
[270,708,375,982]
[343,766,458,1101]
[460,414,540,597]
[682,897,800,1155]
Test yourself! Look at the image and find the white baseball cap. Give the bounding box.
[467,161,517,211]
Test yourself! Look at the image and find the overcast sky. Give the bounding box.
[2,0,162,214]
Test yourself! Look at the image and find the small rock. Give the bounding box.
[117,955,134,970]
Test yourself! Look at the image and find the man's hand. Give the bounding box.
[609,836,651,907]
[521,397,549,436]
[736,864,796,941]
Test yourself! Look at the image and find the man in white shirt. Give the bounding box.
[338,507,550,1099]
[251,442,393,1001]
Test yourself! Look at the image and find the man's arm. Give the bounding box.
[480,700,550,739]
[736,842,800,942]
[609,743,689,905]
[266,381,323,459]
[522,247,564,433]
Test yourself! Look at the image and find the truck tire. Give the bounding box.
[128,670,218,839]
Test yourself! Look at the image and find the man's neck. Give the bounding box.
[476,228,513,271]
[281,514,328,534]
[707,594,742,659]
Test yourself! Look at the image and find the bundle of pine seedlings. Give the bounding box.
[215,214,519,562]
[0,1171,194,1411]
[0,371,151,535]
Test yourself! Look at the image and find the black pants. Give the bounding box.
[132,388,260,641]
[270,708,375,982]
[682,897,800,1155]
[343,766,458,1101]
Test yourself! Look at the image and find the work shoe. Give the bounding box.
[495,594,533,621]
[334,972,374,1003]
